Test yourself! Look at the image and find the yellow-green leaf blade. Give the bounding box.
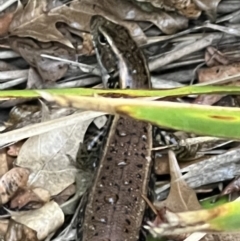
[40,93,240,140]
[3,85,240,99]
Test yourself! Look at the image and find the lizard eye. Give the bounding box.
[98,34,107,45]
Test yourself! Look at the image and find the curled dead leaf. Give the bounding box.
[5,219,39,241]
[195,61,240,105]
[7,141,25,157]
[205,47,230,67]
[12,201,64,240]
[81,32,94,55]
[0,167,29,204]
[0,148,10,177]
[9,0,74,48]
[133,0,201,18]
[53,184,76,205]
[0,220,9,237]
[198,62,240,83]
[155,150,201,211]
[16,107,102,196]
[70,0,188,37]
[193,0,222,20]
[32,188,50,203]
[221,176,240,196]
[10,187,50,210]
[9,37,76,83]
[153,150,202,240]
[0,12,14,36]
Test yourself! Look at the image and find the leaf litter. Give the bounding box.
[1,0,240,240]
[0,98,106,238]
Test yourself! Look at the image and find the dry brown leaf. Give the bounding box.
[135,0,222,19]
[153,151,202,240]
[0,167,29,204]
[10,187,48,210]
[133,0,174,11]
[4,104,41,132]
[49,4,91,33]
[0,12,14,36]
[5,219,39,241]
[47,0,147,45]
[8,0,78,82]
[0,220,9,237]
[133,0,202,18]
[154,154,204,175]
[198,63,240,83]
[12,201,64,240]
[16,105,101,196]
[195,62,240,105]
[9,0,74,48]
[46,0,66,11]
[179,2,202,19]
[205,47,230,67]
[8,0,96,54]
[71,0,188,36]
[0,148,10,177]
[26,67,43,89]
[7,140,25,157]
[53,184,76,205]
[193,0,222,20]
[9,37,76,83]
[32,188,51,203]
[194,94,223,106]
[9,0,188,63]
[150,151,236,240]
[9,0,144,48]
[81,32,94,55]
[155,150,201,212]
[0,61,19,71]
[221,176,240,196]
[3,103,76,134]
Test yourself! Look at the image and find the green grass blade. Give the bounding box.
[39,93,240,140]
[3,85,240,98]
